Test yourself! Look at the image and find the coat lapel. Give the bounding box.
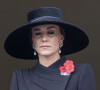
[27,56,71,90]
[28,68,71,90]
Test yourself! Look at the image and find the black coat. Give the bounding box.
[10,56,96,90]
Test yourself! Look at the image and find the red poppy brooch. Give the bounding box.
[59,60,75,76]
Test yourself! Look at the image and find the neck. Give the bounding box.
[38,53,60,67]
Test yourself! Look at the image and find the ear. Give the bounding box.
[60,35,64,42]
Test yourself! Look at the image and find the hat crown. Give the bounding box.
[27,7,63,22]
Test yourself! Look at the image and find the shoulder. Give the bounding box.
[74,64,96,90]
[75,63,92,68]
[75,63,93,71]
[75,63,93,70]
[12,67,35,78]
[10,67,36,90]
[13,69,27,75]
[74,63,94,75]
[73,63,95,81]
[70,63,95,85]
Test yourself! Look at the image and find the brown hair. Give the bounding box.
[59,27,65,39]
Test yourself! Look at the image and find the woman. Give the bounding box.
[4,7,95,90]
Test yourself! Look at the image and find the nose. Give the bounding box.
[41,34,48,42]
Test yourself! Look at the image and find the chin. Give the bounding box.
[39,51,54,56]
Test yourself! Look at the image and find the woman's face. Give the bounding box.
[32,24,64,57]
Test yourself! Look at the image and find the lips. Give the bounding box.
[40,45,50,48]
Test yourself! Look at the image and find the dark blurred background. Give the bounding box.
[0,0,100,90]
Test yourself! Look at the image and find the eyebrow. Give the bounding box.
[32,26,57,32]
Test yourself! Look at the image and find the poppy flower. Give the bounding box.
[59,66,67,72]
[59,60,74,75]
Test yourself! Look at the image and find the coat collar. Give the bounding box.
[28,56,71,90]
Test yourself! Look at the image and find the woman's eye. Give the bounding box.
[35,32,41,35]
[48,32,55,34]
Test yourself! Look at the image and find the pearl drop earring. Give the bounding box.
[60,42,63,48]
[34,51,37,55]
[59,42,63,53]
[32,44,37,55]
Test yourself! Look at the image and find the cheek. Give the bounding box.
[32,37,39,47]
[52,37,60,47]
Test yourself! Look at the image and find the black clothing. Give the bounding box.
[10,56,95,90]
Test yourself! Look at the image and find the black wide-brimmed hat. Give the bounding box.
[4,7,89,60]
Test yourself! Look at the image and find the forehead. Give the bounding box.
[32,24,60,31]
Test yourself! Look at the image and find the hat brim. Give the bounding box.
[4,17,89,60]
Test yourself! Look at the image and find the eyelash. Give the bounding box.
[35,31,55,35]
[35,32,41,35]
